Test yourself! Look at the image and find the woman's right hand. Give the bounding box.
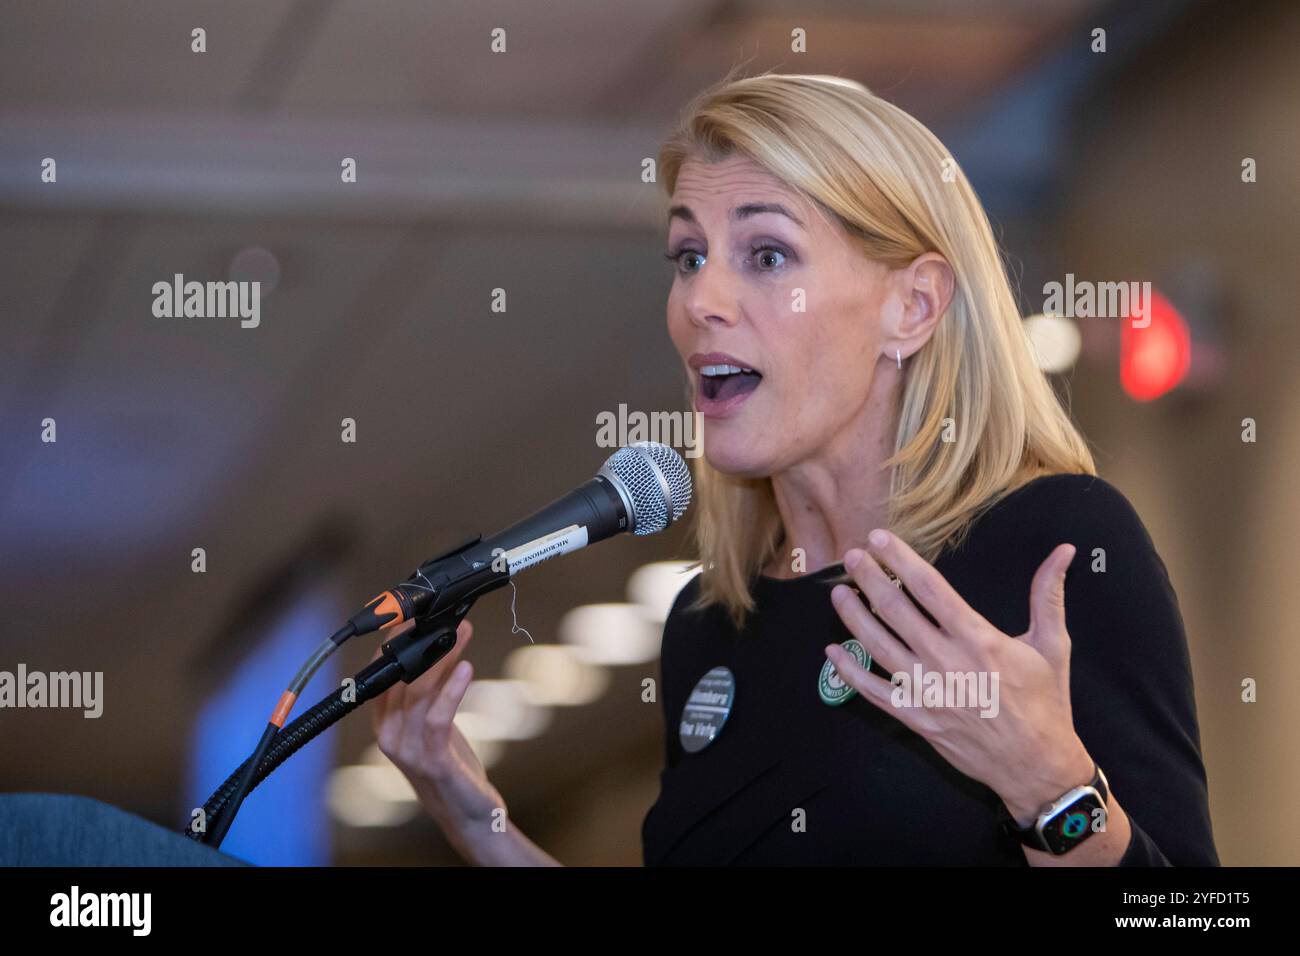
[370,619,506,856]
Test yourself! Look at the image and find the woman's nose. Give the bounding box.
[684,261,741,329]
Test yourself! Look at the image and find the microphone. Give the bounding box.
[347,441,692,635]
[195,441,690,850]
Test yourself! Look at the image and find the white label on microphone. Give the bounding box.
[504,525,589,574]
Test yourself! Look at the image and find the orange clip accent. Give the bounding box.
[370,591,406,627]
[269,690,298,728]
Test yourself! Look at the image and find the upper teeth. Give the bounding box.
[700,364,754,376]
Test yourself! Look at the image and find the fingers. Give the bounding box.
[862,529,988,637]
[830,583,919,676]
[426,619,475,696]
[396,619,477,698]
[372,618,475,736]
[1025,543,1075,662]
[822,642,902,715]
[843,545,947,662]
[374,621,478,773]
[426,659,474,735]
[419,659,475,789]
[822,641,934,734]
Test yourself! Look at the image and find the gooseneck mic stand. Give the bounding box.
[187,608,466,847]
[187,528,514,848]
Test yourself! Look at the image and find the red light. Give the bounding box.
[1120,288,1190,401]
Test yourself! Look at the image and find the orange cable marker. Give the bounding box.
[269,690,299,729]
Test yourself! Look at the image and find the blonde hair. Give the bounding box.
[659,71,1096,628]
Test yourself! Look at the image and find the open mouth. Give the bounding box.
[698,363,763,403]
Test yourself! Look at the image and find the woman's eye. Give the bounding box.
[664,249,704,273]
[751,246,787,270]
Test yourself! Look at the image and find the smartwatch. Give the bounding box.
[998,763,1109,855]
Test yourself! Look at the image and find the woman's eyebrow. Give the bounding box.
[667,202,805,227]
[733,202,804,227]
[667,204,697,225]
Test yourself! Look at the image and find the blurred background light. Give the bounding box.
[626,560,701,623]
[1023,313,1083,373]
[327,763,420,828]
[1121,288,1192,402]
[229,245,281,297]
[454,679,552,741]
[558,603,661,666]
[503,643,609,706]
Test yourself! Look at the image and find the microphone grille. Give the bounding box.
[600,441,692,535]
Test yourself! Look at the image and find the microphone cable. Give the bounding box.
[186,614,461,847]
[192,576,432,846]
[196,619,356,848]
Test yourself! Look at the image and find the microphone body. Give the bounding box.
[409,475,630,619]
[347,442,690,635]
[460,475,628,570]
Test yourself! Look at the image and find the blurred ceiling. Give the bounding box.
[0,0,1121,864]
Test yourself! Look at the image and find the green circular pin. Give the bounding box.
[819,638,872,706]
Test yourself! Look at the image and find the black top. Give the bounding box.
[642,474,1219,865]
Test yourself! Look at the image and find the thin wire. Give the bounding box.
[508,580,534,644]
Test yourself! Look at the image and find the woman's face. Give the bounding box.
[665,155,894,478]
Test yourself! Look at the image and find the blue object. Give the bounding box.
[185,590,341,865]
[0,793,248,866]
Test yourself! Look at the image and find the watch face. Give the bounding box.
[1040,793,1106,854]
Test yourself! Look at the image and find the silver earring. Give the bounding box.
[896,349,902,370]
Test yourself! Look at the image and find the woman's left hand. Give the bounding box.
[826,528,1094,825]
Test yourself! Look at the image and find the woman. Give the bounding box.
[372,73,1218,866]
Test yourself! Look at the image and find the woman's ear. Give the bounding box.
[882,253,955,361]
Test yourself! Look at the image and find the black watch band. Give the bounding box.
[998,762,1109,855]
